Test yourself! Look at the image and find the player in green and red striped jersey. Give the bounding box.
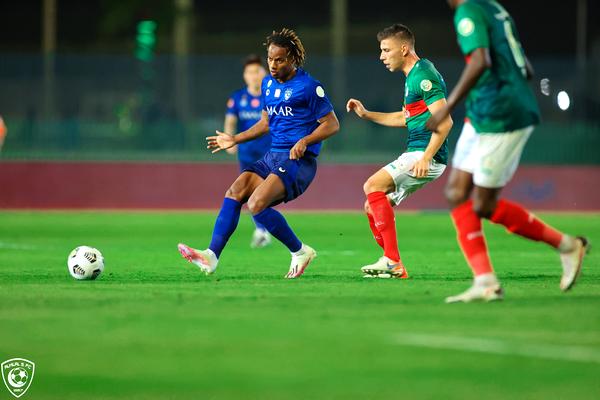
[347,24,453,278]
[427,0,589,302]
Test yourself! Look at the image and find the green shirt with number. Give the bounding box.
[454,0,540,133]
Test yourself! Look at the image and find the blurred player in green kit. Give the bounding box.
[427,0,589,303]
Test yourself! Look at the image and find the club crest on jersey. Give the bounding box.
[420,79,432,92]
[284,88,293,101]
[251,98,260,108]
[458,17,475,36]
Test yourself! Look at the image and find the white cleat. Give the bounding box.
[445,284,504,304]
[250,228,272,249]
[560,236,589,292]
[361,257,408,279]
[177,243,218,275]
[285,244,317,279]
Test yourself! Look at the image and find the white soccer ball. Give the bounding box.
[67,246,105,280]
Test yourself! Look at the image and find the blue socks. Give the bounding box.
[209,198,242,258]
[252,217,266,232]
[253,208,302,252]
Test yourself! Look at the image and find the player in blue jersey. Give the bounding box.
[224,54,272,248]
[178,28,340,278]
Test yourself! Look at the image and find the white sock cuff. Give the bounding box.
[291,244,305,257]
[474,273,499,287]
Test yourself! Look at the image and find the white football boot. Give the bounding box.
[177,243,218,275]
[285,244,317,279]
[559,236,589,291]
[250,228,272,249]
[446,274,503,303]
[361,256,408,279]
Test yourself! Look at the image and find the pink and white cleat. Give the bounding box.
[177,243,218,275]
[285,244,317,279]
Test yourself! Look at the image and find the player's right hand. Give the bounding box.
[346,98,367,118]
[206,130,236,153]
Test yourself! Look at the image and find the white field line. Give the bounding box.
[395,333,600,364]
[0,242,37,250]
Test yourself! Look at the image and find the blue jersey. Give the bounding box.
[261,68,333,156]
[226,88,271,165]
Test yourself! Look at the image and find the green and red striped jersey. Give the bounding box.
[404,58,448,164]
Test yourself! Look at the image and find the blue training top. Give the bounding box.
[261,68,333,156]
[226,87,271,164]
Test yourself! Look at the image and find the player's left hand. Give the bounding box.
[425,108,449,132]
[411,157,431,178]
[206,130,235,153]
[290,139,307,160]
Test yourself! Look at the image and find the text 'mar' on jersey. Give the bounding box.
[261,68,334,157]
[404,59,449,164]
[454,0,540,133]
[226,87,271,164]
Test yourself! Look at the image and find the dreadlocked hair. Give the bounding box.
[265,28,306,67]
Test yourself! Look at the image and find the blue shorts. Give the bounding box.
[243,151,318,203]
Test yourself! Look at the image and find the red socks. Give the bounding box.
[367,212,385,249]
[451,198,565,277]
[490,199,563,248]
[451,200,494,276]
[367,191,400,263]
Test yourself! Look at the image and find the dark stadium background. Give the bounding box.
[0,0,598,209]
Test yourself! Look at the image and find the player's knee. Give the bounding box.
[472,198,496,219]
[364,200,371,214]
[363,178,382,195]
[225,183,247,202]
[445,185,469,208]
[247,196,267,215]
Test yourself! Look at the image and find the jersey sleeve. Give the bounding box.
[305,80,334,120]
[454,2,489,55]
[416,70,446,106]
[226,92,238,116]
[261,77,270,112]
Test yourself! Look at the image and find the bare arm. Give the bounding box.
[346,98,406,127]
[223,114,238,155]
[426,47,490,131]
[412,98,453,178]
[289,111,340,160]
[207,110,269,153]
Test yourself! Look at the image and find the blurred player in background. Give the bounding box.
[178,28,339,278]
[0,116,6,151]
[347,24,453,279]
[224,55,272,248]
[427,0,589,303]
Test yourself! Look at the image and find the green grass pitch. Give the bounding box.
[1,211,599,399]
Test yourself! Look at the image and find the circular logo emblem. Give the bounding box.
[458,17,475,36]
[226,98,234,108]
[420,79,433,92]
[265,89,270,96]
[316,86,325,98]
[251,98,260,108]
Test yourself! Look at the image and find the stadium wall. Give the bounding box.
[0,162,598,211]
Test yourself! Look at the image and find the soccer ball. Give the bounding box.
[8,367,28,387]
[67,246,104,280]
